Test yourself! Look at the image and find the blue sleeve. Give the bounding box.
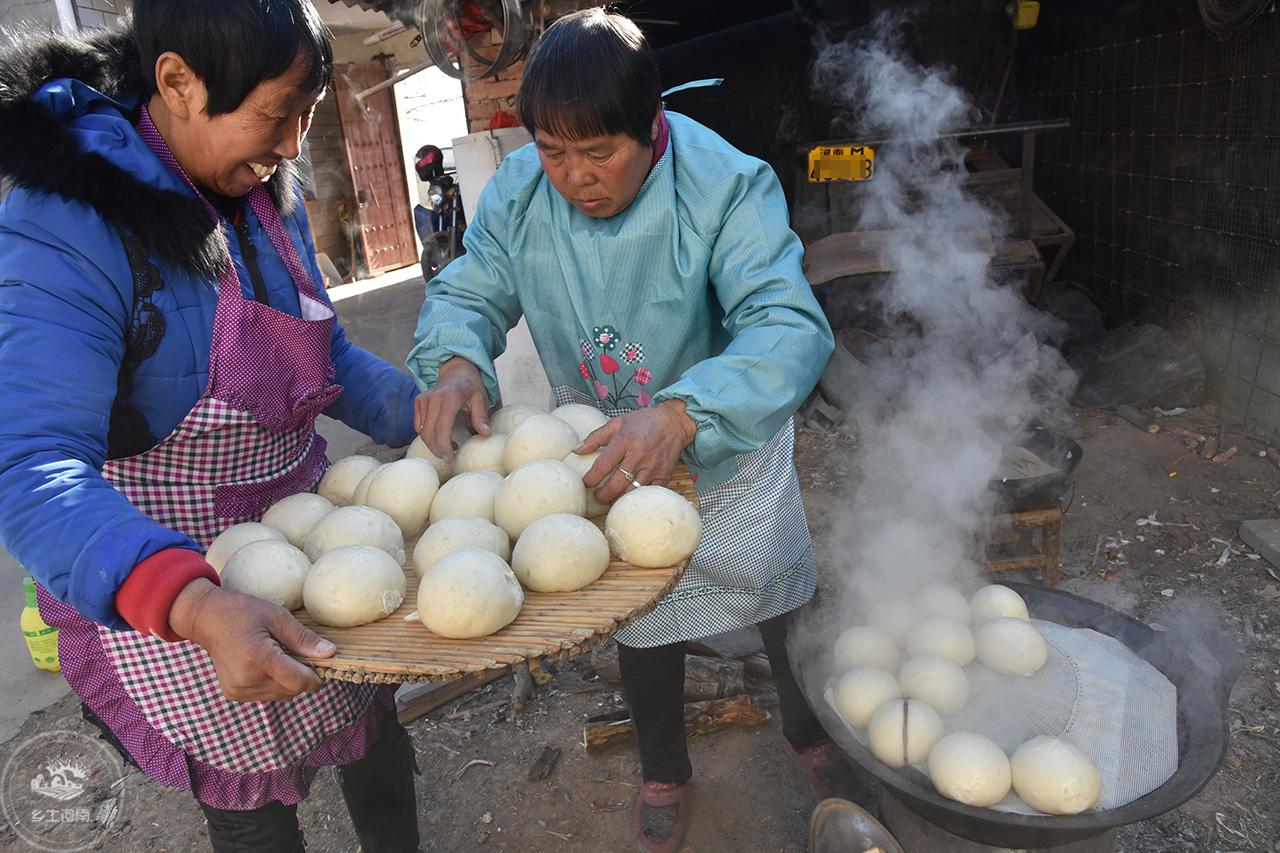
[0,203,199,630]
[652,161,835,469]
[405,172,522,404]
[288,200,418,447]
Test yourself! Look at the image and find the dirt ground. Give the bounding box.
[2,405,1278,853]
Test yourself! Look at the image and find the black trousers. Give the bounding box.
[617,610,827,785]
[197,711,420,853]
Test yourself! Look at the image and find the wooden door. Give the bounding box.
[333,62,418,275]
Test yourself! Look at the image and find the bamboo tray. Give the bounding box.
[296,468,696,684]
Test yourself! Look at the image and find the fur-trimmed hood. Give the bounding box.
[0,22,301,278]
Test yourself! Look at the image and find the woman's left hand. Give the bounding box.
[577,400,696,503]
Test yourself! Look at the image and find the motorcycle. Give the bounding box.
[413,144,467,279]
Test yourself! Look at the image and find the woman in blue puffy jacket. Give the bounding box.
[0,2,421,849]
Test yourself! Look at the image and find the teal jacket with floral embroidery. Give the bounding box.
[407,112,834,488]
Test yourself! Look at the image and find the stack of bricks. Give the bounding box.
[460,29,526,132]
[74,0,131,30]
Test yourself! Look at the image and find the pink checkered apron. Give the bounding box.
[36,105,394,810]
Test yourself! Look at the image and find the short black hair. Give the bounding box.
[516,8,661,145]
[134,0,333,117]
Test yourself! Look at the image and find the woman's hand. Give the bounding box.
[578,400,696,504]
[169,579,336,703]
[413,357,490,460]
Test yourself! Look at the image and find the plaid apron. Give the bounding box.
[551,387,817,649]
[37,106,391,810]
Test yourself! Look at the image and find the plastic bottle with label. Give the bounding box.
[21,575,59,672]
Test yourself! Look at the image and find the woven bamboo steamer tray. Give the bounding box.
[297,466,697,684]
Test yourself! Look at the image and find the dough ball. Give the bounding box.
[351,463,383,506]
[412,516,510,577]
[261,493,334,549]
[898,654,970,715]
[303,506,405,564]
[360,458,440,536]
[511,514,611,592]
[865,599,916,644]
[489,403,545,435]
[928,732,1012,807]
[303,545,406,627]
[501,414,580,473]
[1010,736,1101,815]
[975,618,1048,676]
[417,549,524,638]
[454,433,508,475]
[406,436,453,482]
[551,403,610,441]
[970,584,1030,623]
[916,584,971,624]
[604,486,702,568]
[428,471,504,524]
[560,450,610,517]
[833,625,899,672]
[206,522,287,573]
[867,699,944,769]
[317,455,381,506]
[221,540,311,610]
[905,619,975,666]
[833,667,902,729]
[493,460,586,539]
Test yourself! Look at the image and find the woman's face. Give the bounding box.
[534,115,658,218]
[164,53,322,198]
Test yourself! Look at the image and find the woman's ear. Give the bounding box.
[650,108,661,144]
[153,51,202,121]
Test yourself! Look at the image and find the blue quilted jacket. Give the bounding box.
[0,29,418,629]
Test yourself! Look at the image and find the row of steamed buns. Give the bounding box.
[831,583,1102,816]
[200,402,703,639]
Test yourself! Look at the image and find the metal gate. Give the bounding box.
[333,62,418,276]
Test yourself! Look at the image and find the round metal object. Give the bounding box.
[796,582,1242,848]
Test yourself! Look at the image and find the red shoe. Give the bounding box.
[788,739,844,800]
[632,780,691,853]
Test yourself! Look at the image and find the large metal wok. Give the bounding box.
[796,582,1241,848]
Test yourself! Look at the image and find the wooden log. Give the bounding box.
[583,695,769,754]
[1169,427,1208,448]
[1116,404,1160,434]
[1201,436,1220,460]
[1267,448,1280,469]
[590,644,746,700]
[527,744,561,782]
[396,668,510,724]
[1212,446,1238,464]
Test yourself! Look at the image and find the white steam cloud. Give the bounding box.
[806,16,1076,614]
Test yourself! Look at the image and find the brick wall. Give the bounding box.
[74,0,129,29]
[301,95,354,271]
[1023,9,1280,439]
[459,28,525,132]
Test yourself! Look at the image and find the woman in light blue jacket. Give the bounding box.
[409,10,837,851]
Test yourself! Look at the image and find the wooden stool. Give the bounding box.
[981,506,1062,588]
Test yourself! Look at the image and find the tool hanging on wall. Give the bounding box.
[416,0,532,80]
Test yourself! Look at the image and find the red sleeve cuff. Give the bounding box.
[116,548,220,642]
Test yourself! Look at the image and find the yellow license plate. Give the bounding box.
[807,145,875,182]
